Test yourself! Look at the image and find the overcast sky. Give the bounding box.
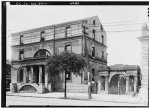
[6,3,148,65]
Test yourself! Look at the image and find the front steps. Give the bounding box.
[65,83,88,93]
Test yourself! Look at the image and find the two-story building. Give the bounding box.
[10,16,107,93]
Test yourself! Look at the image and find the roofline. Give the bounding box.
[11,16,98,36]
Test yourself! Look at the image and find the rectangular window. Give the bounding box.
[65,44,71,53]
[101,51,104,60]
[20,35,23,45]
[19,50,24,60]
[93,30,95,39]
[92,46,95,57]
[101,25,103,31]
[40,31,45,41]
[66,27,71,37]
[101,35,104,45]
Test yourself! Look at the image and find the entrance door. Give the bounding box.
[109,74,126,95]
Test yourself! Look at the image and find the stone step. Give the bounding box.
[65,83,88,93]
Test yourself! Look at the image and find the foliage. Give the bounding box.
[46,51,87,77]
[6,60,11,78]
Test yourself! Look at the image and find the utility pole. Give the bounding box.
[82,20,92,99]
[53,25,56,54]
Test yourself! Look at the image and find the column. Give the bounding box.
[39,65,42,84]
[98,76,101,93]
[45,66,48,88]
[126,76,129,94]
[17,70,20,83]
[105,76,108,93]
[23,67,27,83]
[81,70,84,84]
[134,76,137,93]
[30,66,33,83]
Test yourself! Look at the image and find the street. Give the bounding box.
[6,95,146,106]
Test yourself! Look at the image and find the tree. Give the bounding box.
[6,60,11,91]
[46,51,86,98]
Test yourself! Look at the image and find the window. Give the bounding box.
[34,49,51,57]
[101,51,104,60]
[40,31,45,41]
[65,44,71,53]
[92,46,95,57]
[66,72,71,80]
[101,25,103,31]
[92,30,95,39]
[101,35,104,45]
[19,50,24,60]
[66,27,71,37]
[93,20,96,26]
[20,35,23,45]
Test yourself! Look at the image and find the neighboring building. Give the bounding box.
[137,23,149,103]
[10,16,107,93]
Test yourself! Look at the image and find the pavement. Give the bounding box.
[6,91,148,106]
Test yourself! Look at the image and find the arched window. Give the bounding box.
[34,49,51,57]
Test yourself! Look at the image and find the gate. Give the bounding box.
[109,74,126,95]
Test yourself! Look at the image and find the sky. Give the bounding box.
[6,3,149,65]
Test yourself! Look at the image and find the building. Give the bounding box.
[137,23,149,103]
[10,16,107,93]
[98,64,141,95]
[10,16,141,95]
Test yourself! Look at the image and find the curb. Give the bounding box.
[6,93,147,105]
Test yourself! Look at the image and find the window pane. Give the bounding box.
[20,35,23,44]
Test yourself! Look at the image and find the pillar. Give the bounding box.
[45,66,48,89]
[98,76,101,93]
[38,65,45,93]
[39,65,42,84]
[126,76,129,94]
[23,67,27,83]
[30,66,33,83]
[17,70,20,83]
[105,76,108,93]
[134,76,137,93]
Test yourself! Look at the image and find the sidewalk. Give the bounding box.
[6,92,148,105]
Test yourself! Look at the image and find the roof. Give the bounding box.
[11,16,99,36]
[98,64,139,72]
[108,64,139,71]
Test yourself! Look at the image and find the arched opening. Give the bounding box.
[20,69,24,83]
[19,85,37,93]
[129,75,134,92]
[109,74,126,95]
[34,49,51,57]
